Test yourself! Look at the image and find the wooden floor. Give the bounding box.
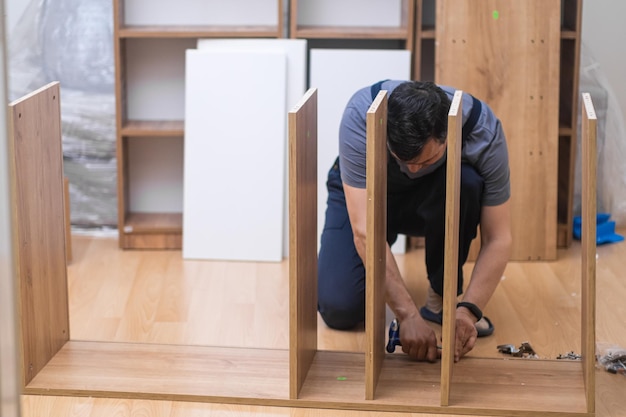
[21,233,626,416]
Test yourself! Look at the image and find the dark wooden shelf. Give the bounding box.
[120,213,183,249]
[123,212,183,234]
[559,125,574,136]
[420,27,436,39]
[561,29,578,39]
[121,120,185,137]
[292,25,410,40]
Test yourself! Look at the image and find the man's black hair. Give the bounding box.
[387,81,451,161]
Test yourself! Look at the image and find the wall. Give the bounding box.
[6,0,118,228]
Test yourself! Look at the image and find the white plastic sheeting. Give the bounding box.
[8,0,116,227]
[574,42,626,226]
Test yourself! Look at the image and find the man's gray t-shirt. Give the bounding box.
[338,80,510,206]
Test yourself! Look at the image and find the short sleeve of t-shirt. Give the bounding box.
[338,103,368,187]
[339,81,405,188]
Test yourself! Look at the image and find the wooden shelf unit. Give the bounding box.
[113,0,284,249]
[113,1,581,255]
[12,82,598,417]
[285,87,597,415]
[25,341,591,416]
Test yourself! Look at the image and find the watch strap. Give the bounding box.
[457,301,483,321]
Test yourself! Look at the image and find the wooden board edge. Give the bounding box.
[365,90,388,400]
[580,92,597,414]
[441,90,463,406]
[288,87,319,399]
[26,342,592,417]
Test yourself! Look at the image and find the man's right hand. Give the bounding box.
[399,315,440,362]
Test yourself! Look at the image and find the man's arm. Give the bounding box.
[454,200,512,361]
[343,182,439,362]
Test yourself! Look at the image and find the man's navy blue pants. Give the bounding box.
[317,158,484,330]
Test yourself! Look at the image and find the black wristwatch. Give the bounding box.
[457,301,483,321]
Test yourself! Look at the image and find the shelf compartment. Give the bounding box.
[123,212,182,234]
[114,0,285,250]
[119,0,283,39]
[290,0,414,48]
[119,25,282,39]
[121,212,182,249]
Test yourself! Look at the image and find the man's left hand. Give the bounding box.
[454,308,478,362]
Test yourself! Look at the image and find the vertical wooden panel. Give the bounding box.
[440,91,463,407]
[63,177,72,263]
[436,0,561,261]
[8,82,69,386]
[277,0,284,37]
[365,91,388,400]
[412,0,423,80]
[580,93,596,414]
[402,0,416,52]
[289,0,298,39]
[113,0,127,248]
[289,88,318,399]
[0,9,21,412]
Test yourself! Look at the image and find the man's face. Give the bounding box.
[390,138,447,174]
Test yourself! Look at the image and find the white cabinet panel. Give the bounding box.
[183,50,287,262]
[310,48,411,253]
[196,39,307,258]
